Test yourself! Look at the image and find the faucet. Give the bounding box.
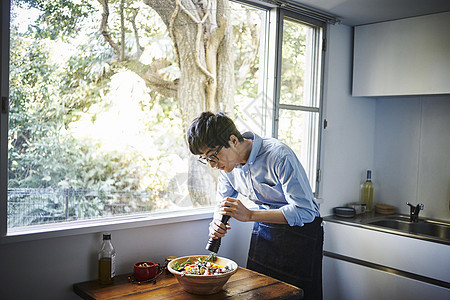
[406,202,424,223]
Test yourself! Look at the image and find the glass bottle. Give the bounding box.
[362,170,374,212]
[98,233,116,285]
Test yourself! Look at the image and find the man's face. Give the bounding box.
[199,139,239,173]
[198,145,222,166]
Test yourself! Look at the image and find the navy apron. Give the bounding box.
[246,217,324,300]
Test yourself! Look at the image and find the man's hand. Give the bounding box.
[208,211,231,239]
[220,197,252,222]
[220,197,288,225]
[209,197,288,239]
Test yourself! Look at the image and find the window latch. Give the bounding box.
[1,96,7,113]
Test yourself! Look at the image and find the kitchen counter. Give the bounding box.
[73,267,303,299]
[323,213,450,299]
[324,212,450,245]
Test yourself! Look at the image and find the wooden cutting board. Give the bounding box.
[375,203,396,215]
[73,267,303,299]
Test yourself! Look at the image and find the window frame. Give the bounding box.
[271,8,326,197]
[0,0,11,239]
[0,0,326,241]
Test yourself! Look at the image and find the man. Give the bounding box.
[186,111,323,300]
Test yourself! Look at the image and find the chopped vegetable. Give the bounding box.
[138,262,152,267]
[173,253,233,276]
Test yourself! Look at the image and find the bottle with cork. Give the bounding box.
[361,170,374,212]
[98,233,116,285]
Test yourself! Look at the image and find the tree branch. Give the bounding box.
[98,0,179,100]
[120,0,125,61]
[129,7,144,59]
[169,0,181,67]
[175,0,214,82]
[205,1,228,111]
[120,57,178,100]
[97,0,121,58]
[143,71,178,99]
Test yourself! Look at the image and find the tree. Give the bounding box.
[146,0,235,204]
[11,0,260,207]
[96,0,254,205]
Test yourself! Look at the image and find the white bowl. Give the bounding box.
[167,255,238,295]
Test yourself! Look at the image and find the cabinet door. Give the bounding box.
[323,256,450,300]
[352,11,450,97]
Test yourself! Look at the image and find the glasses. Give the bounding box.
[198,145,223,165]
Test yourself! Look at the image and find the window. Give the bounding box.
[274,12,324,193]
[1,0,326,235]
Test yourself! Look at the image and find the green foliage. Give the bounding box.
[232,3,261,99]
[17,0,95,39]
[7,0,266,227]
[280,19,307,105]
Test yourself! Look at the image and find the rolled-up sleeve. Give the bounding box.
[276,152,318,226]
[218,171,239,199]
[216,132,320,226]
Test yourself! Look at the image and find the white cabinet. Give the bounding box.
[323,256,449,300]
[323,221,450,300]
[352,11,450,97]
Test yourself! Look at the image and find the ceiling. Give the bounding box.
[291,0,450,26]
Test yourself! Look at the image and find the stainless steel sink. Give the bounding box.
[365,217,450,240]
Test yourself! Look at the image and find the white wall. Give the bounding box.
[1,13,373,300]
[321,21,450,300]
[0,19,376,300]
[1,14,449,300]
[374,96,450,220]
[319,22,450,222]
[0,219,253,299]
[319,23,376,216]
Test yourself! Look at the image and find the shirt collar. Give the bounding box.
[241,131,262,166]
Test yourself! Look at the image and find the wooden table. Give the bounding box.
[73,267,303,299]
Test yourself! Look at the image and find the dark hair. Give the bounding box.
[186,111,244,155]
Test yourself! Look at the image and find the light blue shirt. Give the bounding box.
[217,132,320,227]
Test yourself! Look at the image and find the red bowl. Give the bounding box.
[133,261,161,282]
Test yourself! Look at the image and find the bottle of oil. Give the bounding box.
[362,170,374,212]
[98,233,116,285]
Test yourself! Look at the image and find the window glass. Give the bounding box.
[7,1,265,228]
[4,1,324,231]
[280,18,319,108]
[277,109,319,192]
[275,14,323,194]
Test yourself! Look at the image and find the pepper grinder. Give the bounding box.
[205,215,230,254]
